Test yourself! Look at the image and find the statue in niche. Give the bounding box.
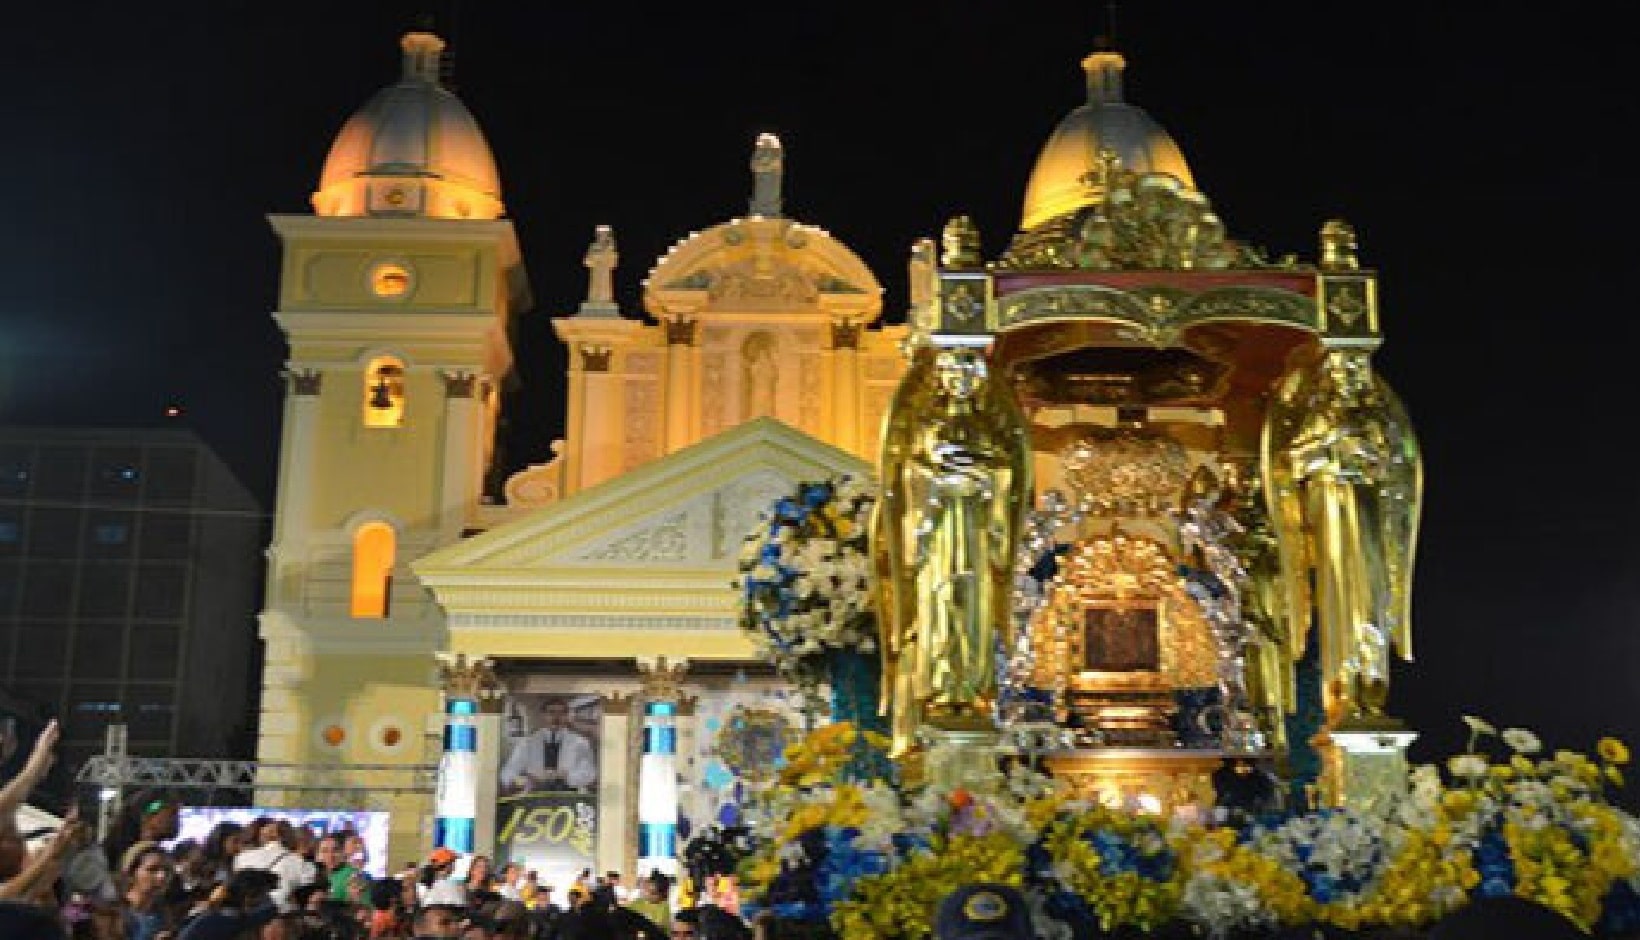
[741,332,778,420]
[874,346,1034,757]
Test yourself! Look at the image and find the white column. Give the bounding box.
[831,322,861,455]
[578,345,622,490]
[434,695,479,853]
[596,694,634,879]
[636,658,686,880]
[435,656,501,854]
[473,712,502,855]
[268,369,322,601]
[439,371,482,542]
[664,319,695,453]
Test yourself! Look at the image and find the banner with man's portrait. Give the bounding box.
[495,691,601,883]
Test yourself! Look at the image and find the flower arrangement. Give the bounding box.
[714,719,1640,940]
[736,476,879,718]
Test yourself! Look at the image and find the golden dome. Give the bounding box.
[312,32,503,220]
[1020,50,1195,231]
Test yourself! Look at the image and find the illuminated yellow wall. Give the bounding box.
[257,214,525,864]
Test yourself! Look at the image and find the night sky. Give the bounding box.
[2,3,1632,777]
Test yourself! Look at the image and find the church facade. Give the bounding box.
[256,31,907,878]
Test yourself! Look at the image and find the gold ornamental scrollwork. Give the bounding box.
[1028,534,1219,694]
[1180,287,1315,330]
[996,158,1275,272]
[998,286,1150,329]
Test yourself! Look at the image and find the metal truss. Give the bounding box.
[75,757,437,811]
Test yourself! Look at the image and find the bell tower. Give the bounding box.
[255,30,530,857]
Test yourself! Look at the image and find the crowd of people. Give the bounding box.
[0,720,719,940]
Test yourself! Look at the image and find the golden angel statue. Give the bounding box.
[1261,347,1422,727]
[873,345,1034,757]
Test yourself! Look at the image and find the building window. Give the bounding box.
[93,524,129,545]
[362,357,407,428]
[350,521,395,619]
[0,520,18,543]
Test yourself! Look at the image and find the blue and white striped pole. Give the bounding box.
[434,695,478,853]
[636,698,679,879]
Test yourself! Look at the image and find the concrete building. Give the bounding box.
[0,426,265,794]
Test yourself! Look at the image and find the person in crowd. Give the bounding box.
[931,883,1034,940]
[329,831,367,902]
[170,838,213,892]
[104,793,180,879]
[499,700,597,794]
[626,872,670,934]
[463,854,494,895]
[668,908,698,940]
[309,836,342,885]
[416,879,469,939]
[365,876,406,939]
[488,899,531,940]
[418,847,460,905]
[0,898,71,940]
[199,823,244,888]
[515,871,540,911]
[175,868,280,940]
[233,820,316,911]
[492,863,521,902]
[117,841,176,940]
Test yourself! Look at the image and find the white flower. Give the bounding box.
[1462,715,1497,737]
[1448,754,1489,779]
[1502,727,1542,755]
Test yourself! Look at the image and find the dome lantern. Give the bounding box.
[1019,45,1195,232]
[310,31,504,220]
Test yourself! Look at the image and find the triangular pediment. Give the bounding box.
[414,418,870,639]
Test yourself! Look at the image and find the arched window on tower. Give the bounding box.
[351,521,396,618]
[362,357,407,428]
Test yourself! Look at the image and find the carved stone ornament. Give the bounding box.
[831,319,862,350]
[439,653,504,710]
[665,317,698,346]
[441,370,478,399]
[997,157,1275,272]
[580,344,613,372]
[638,655,689,702]
[286,369,323,396]
[580,511,689,562]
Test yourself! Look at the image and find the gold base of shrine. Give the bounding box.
[1042,748,1225,819]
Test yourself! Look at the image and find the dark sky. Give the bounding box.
[2,3,1633,773]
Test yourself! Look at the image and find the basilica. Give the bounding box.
[254,28,1418,890]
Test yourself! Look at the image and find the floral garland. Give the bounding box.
[713,719,1640,940]
[736,476,878,717]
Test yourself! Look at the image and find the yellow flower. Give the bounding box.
[1599,737,1631,766]
[1606,765,1626,788]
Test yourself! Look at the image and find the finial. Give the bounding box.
[401,31,446,85]
[749,133,785,218]
[1081,40,1126,104]
[1319,219,1359,270]
[580,224,620,316]
[940,216,982,268]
